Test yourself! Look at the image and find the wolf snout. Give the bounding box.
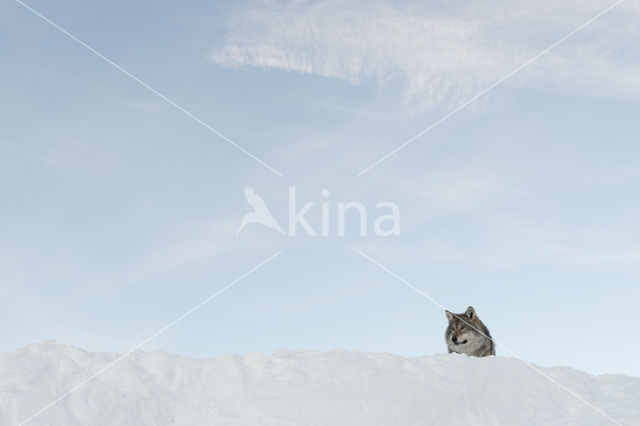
[452,336,468,345]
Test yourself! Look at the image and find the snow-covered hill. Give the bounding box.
[1,342,638,425]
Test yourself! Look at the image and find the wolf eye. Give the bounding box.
[460,326,465,330]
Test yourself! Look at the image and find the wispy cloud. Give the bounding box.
[210,0,640,113]
[394,169,504,211]
[130,220,241,280]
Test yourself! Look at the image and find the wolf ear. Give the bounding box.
[445,310,454,322]
[465,306,476,319]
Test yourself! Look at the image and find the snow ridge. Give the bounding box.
[1,342,638,425]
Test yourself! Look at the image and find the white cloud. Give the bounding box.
[210,0,640,113]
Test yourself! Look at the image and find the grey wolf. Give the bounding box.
[445,306,495,357]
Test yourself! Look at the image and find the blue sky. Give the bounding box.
[1,0,640,376]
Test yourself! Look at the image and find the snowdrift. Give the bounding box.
[1,342,638,425]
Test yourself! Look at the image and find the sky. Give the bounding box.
[1,0,640,377]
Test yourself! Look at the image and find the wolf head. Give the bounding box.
[445,306,492,356]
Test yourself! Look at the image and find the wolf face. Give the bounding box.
[445,306,495,357]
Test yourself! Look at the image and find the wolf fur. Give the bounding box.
[445,306,495,357]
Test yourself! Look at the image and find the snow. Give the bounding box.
[1,341,638,425]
